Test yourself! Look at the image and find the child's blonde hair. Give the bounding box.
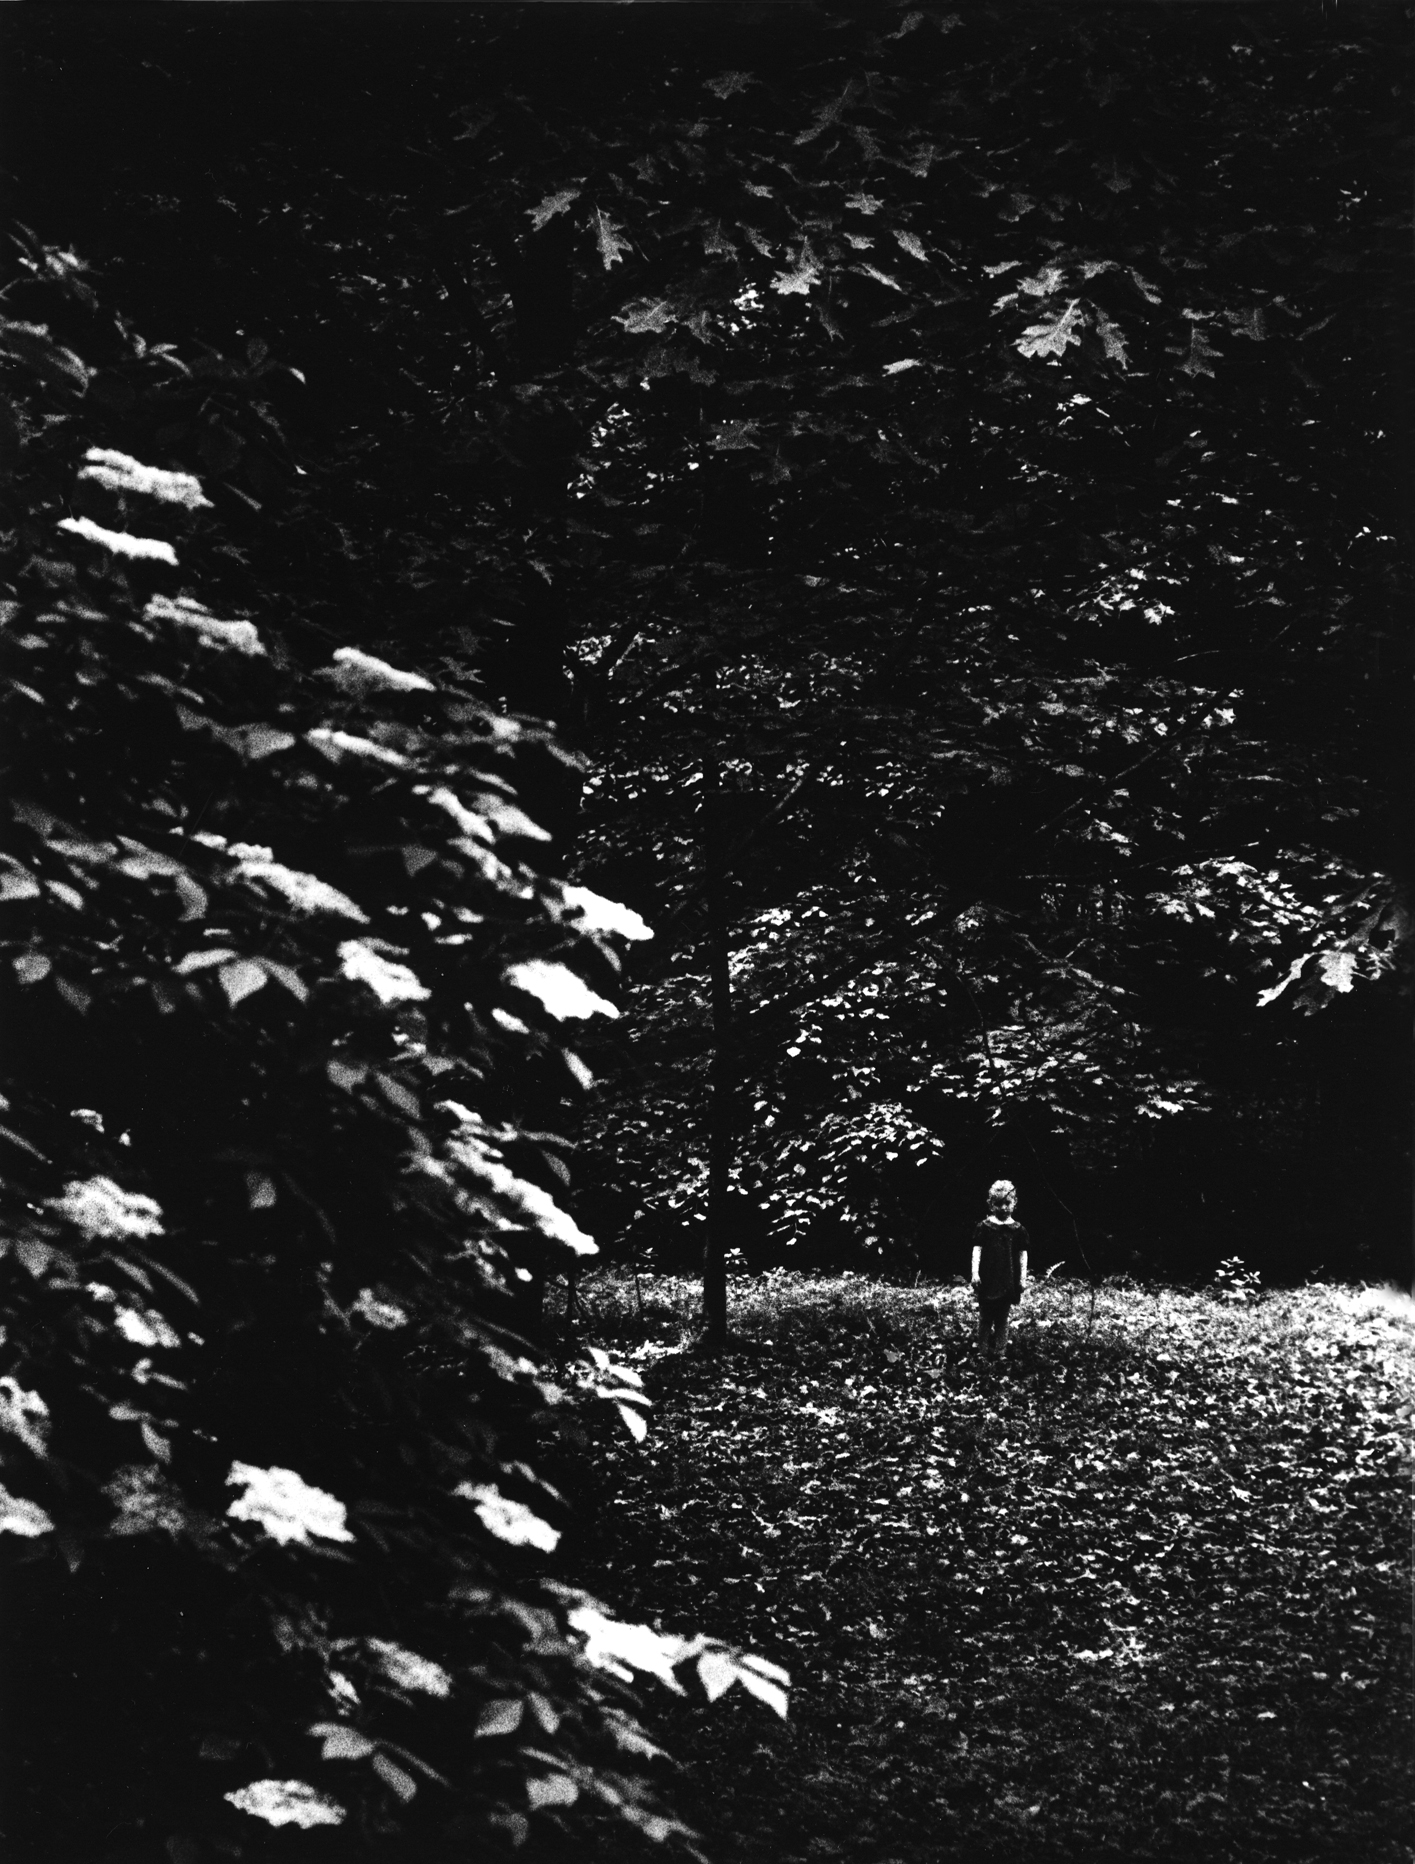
[987,1178,1017,1212]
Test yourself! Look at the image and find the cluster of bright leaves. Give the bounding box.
[0,244,784,1857]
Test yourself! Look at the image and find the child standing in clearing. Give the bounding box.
[971,1179,1029,1363]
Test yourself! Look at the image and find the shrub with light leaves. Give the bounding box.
[0,231,783,1862]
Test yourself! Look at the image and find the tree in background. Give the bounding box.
[0,233,786,1863]
[554,5,1408,1315]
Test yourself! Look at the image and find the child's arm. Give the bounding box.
[1018,1248,1028,1289]
[970,1244,981,1288]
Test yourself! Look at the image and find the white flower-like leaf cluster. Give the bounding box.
[504,959,618,1022]
[225,1463,355,1546]
[104,1463,190,1537]
[0,1482,53,1537]
[224,1780,346,1829]
[47,1176,164,1240]
[365,1638,452,1697]
[57,515,178,564]
[80,447,212,510]
[456,1482,560,1552]
[338,940,430,1005]
[235,853,368,923]
[307,727,410,767]
[441,1108,596,1255]
[567,1607,790,1716]
[0,1376,50,1456]
[560,884,653,942]
[327,646,435,695]
[419,785,493,841]
[566,1605,691,1689]
[417,783,549,845]
[113,1305,181,1349]
[144,594,264,655]
[479,796,550,842]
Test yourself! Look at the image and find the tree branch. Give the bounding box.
[636,687,1249,1083]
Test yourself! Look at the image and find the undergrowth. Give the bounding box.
[550,1271,1413,1864]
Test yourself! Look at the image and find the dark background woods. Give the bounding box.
[7,1,1408,1297]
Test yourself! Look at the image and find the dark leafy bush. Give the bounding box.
[0,230,784,1863]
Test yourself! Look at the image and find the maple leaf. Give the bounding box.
[770,247,822,296]
[595,210,632,271]
[614,299,675,335]
[1177,321,1221,377]
[1015,299,1088,359]
[526,188,580,231]
[1225,305,1268,341]
[457,1483,560,1551]
[795,82,859,146]
[1095,309,1129,366]
[705,71,753,99]
[1315,948,1357,993]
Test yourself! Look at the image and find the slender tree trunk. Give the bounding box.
[701,674,733,1350]
[480,219,583,1346]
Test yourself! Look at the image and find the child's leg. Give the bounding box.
[976,1304,999,1364]
[994,1305,1011,1358]
[980,1303,1002,1356]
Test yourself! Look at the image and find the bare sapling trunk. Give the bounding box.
[701,676,732,1350]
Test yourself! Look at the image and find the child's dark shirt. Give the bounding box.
[973,1217,1029,1302]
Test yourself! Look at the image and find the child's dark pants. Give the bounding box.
[977,1296,1012,1359]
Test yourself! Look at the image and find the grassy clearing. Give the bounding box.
[553,1272,1413,1864]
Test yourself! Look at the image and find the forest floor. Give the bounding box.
[555,1272,1412,1864]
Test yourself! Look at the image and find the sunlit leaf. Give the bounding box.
[310,1724,374,1761]
[526,1772,578,1810]
[475,1697,524,1738]
[218,959,268,1008]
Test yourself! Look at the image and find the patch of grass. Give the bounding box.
[557,1272,1414,1863]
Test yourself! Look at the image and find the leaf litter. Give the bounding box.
[559,1275,1412,1862]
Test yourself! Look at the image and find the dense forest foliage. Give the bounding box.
[0,5,1407,1859]
[11,3,1405,1326]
